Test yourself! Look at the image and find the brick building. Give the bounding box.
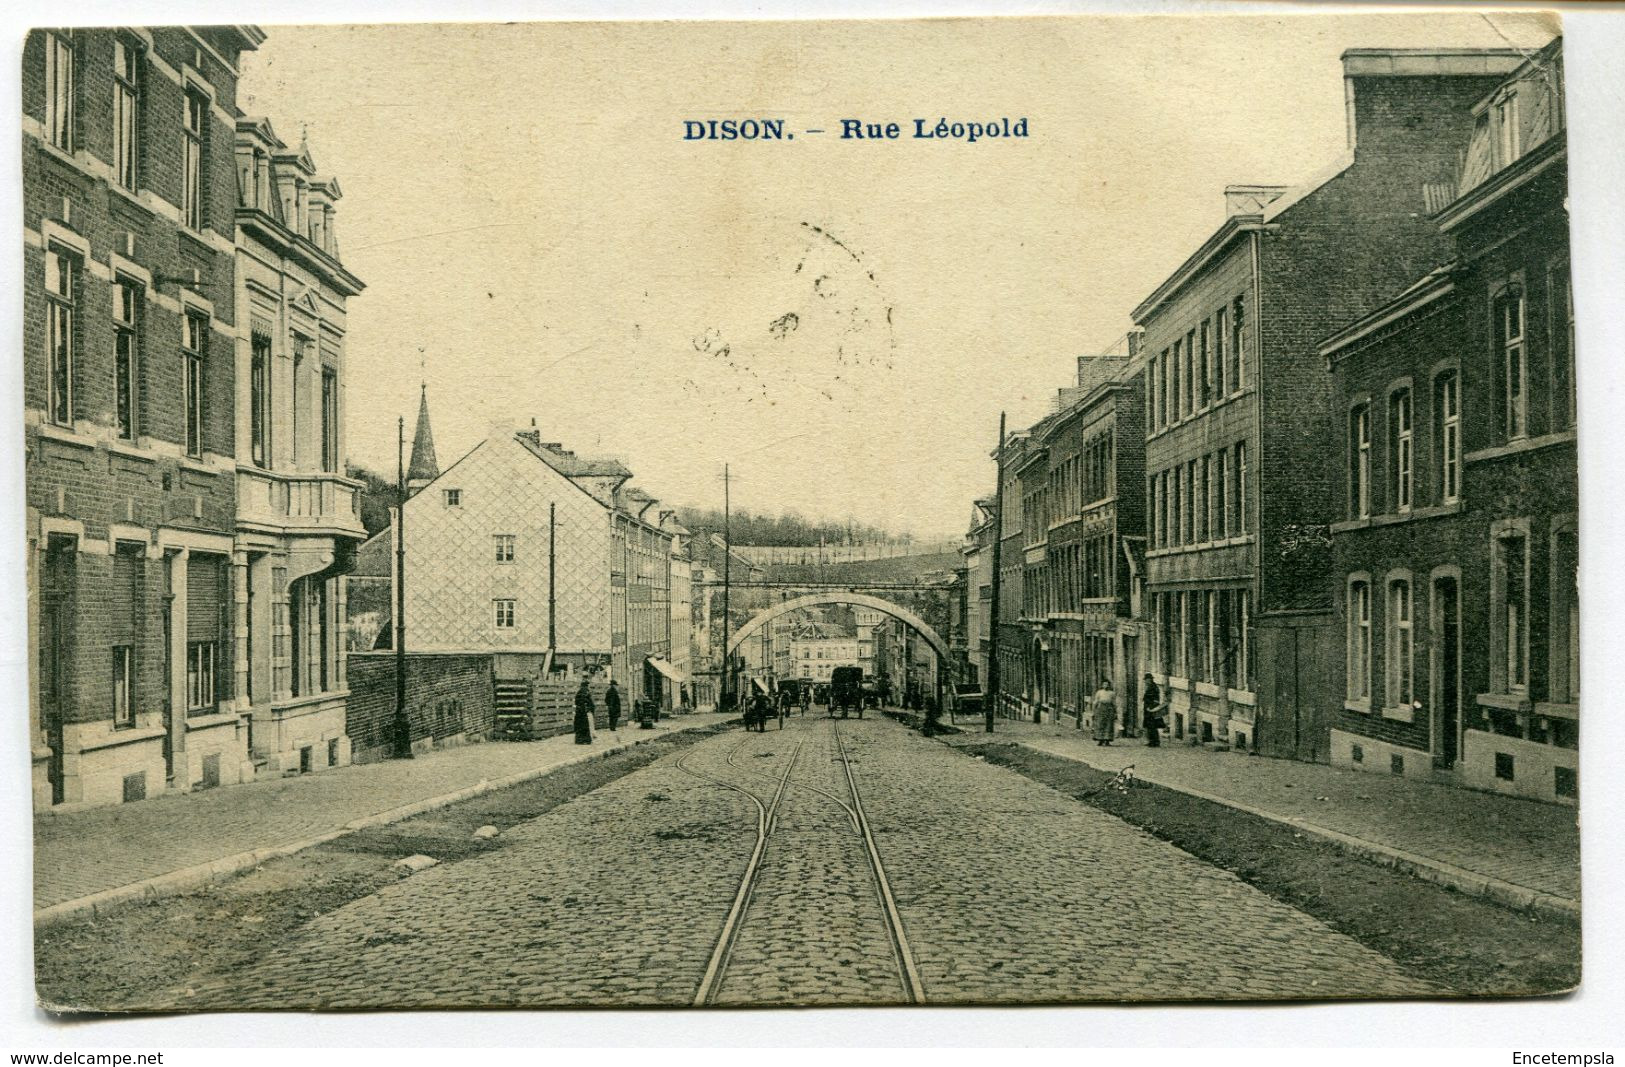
[1133,49,1525,760]
[958,498,995,691]
[993,341,1146,728]
[1321,40,1574,804]
[232,117,367,776]
[26,26,265,808]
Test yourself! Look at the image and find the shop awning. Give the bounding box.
[646,657,689,684]
[751,676,772,695]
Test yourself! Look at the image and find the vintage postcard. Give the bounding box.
[20,10,1582,1014]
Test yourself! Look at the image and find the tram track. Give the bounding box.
[677,718,925,1006]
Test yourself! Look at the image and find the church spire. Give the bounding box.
[407,382,439,493]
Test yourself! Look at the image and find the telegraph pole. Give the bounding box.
[394,416,413,759]
[985,411,1006,734]
[722,463,732,711]
[548,502,557,656]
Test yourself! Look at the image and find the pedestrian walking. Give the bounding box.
[574,678,595,745]
[1090,677,1117,746]
[605,679,622,731]
[800,687,811,716]
[1142,673,1165,747]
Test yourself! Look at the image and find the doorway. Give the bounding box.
[40,536,75,805]
[1432,575,1461,768]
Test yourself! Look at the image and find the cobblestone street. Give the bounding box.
[111,715,1435,1010]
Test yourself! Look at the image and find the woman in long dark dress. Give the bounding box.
[574,679,595,744]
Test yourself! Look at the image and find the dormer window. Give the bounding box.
[1495,91,1521,167]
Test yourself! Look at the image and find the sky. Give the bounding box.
[237,12,1557,541]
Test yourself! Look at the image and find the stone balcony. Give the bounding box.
[237,467,366,540]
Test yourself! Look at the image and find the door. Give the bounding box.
[39,536,74,805]
[1433,576,1460,767]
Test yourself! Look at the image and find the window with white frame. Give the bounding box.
[1348,404,1370,518]
[1215,447,1229,538]
[182,88,206,231]
[1214,306,1229,397]
[1496,531,1529,693]
[44,247,76,427]
[1496,285,1527,440]
[1387,577,1413,708]
[112,38,139,190]
[182,312,206,456]
[186,641,216,711]
[1347,578,1371,701]
[44,32,74,151]
[494,598,516,629]
[1390,388,1413,513]
[1495,91,1521,167]
[112,645,134,727]
[320,367,338,472]
[494,534,515,562]
[1436,371,1461,504]
[114,278,141,440]
[249,333,271,465]
[1230,296,1246,391]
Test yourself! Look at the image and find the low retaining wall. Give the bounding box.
[347,652,496,763]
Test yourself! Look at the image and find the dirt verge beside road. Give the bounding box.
[36,723,735,1014]
[960,741,1579,998]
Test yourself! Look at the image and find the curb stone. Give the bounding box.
[34,718,734,930]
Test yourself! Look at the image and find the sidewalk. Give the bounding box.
[942,718,1580,914]
[35,712,734,922]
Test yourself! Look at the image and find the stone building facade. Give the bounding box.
[232,117,366,776]
[25,26,264,808]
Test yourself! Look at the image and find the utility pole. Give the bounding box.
[985,411,1006,734]
[394,416,413,759]
[548,502,557,656]
[722,463,732,711]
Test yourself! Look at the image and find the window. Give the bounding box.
[1196,455,1209,543]
[1496,285,1527,439]
[444,488,462,507]
[112,646,134,727]
[1215,448,1229,538]
[494,534,515,562]
[1347,579,1371,701]
[1390,388,1413,513]
[1387,578,1413,708]
[112,38,139,189]
[494,599,516,628]
[1495,92,1521,167]
[182,89,206,231]
[45,247,76,426]
[1185,329,1197,415]
[1497,532,1528,692]
[113,279,141,439]
[1146,362,1159,432]
[1230,296,1245,391]
[1234,589,1252,690]
[1347,405,1370,518]
[1159,348,1171,428]
[186,641,216,711]
[1436,372,1460,504]
[1198,321,1211,409]
[182,313,206,456]
[321,367,337,472]
[44,32,74,151]
[1235,442,1248,534]
[1550,525,1579,704]
[1214,307,1229,397]
[1169,342,1181,425]
[249,334,271,466]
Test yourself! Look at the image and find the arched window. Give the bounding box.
[1435,371,1461,504]
[1389,387,1413,513]
[1387,576,1414,709]
[1495,285,1527,440]
[1348,404,1371,519]
[1347,577,1371,702]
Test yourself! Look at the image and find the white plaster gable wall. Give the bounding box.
[404,434,611,652]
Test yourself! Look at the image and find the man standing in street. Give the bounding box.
[574,678,595,745]
[1142,673,1164,747]
[605,679,622,732]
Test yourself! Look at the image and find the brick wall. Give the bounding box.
[346,652,496,763]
